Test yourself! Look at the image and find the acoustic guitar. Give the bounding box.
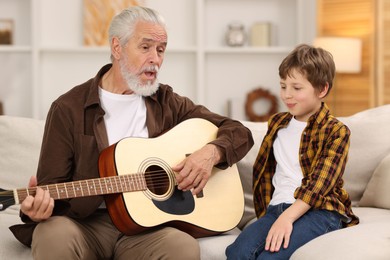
[0,118,244,238]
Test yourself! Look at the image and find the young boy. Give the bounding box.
[226,44,359,259]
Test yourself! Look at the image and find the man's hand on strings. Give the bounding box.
[172,144,222,195]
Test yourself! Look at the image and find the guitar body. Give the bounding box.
[98,118,244,238]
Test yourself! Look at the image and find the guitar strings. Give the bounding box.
[1,169,194,203]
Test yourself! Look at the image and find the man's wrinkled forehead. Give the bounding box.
[134,21,167,44]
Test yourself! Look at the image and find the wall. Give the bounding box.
[377,0,390,105]
[317,0,378,116]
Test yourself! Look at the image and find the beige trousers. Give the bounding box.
[31,210,200,260]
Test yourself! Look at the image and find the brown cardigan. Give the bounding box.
[10,64,254,246]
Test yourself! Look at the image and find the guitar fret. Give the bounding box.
[107,178,112,193]
[71,182,76,197]
[133,174,137,190]
[90,180,95,195]
[138,173,145,190]
[113,178,117,192]
[93,179,100,195]
[129,175,133,191]
[79,181,84,197]
[123,176,127,191]
[57,183,66,199]
[132,175,136,190]
[121,175,129,192]
[131,174,135,191]
[135,174,139,190]
[114,176,119,193]
[120,176,124,191]
[86,180,91,195]
[123,175,129,192]
[129,174,135,191]
[111,177,116,193]
[94,179,99,195]
[87,179,94,195]
[121,175,127,192]
[64,183,69,198]
[130,175,134,191]
[75,181,79,197]
[55,184,59,199]
[99,179,103,194]
[105,178,110,193]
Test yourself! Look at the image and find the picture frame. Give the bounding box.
[83,0,142,46]
[0,19,13,45]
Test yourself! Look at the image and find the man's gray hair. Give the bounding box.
[108,6,166,60]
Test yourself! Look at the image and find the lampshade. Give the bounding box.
[313,37,362,73]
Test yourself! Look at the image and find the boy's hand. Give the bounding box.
[265,199,311,252]
[265,214,293,252]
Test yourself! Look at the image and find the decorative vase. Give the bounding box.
[225,22,246,47]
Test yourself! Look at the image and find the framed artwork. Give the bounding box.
[0,19,13,45]
[83,0,142,46]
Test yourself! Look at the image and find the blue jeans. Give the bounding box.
[226,203,342,260]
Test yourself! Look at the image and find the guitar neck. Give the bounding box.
[15,174,147,204]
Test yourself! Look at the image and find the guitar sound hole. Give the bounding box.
[145,165,169,196]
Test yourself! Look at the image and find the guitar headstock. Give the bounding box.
[0,188,15,211]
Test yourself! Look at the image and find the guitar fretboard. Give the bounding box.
[16,173,147,203]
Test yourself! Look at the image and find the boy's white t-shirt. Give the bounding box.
[99,87,148,146]
[269,117,307,206]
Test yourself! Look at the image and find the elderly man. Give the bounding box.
[10,6,253,260]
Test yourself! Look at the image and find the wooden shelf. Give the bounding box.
[0,0,316,119]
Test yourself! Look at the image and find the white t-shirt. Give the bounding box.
[99,87,148,145]
[269,117,307,205]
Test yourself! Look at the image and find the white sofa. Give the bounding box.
[1,105,390,260]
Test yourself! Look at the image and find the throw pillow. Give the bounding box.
[338,105,390,205]
[359,153,390,209]
[0,116,44,190]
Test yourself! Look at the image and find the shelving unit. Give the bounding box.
[0,0,316,120]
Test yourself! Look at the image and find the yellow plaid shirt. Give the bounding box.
[253,103,359,227]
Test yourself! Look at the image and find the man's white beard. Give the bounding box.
[119,57,160,96]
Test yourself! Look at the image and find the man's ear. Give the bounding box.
[318,83,329,99]
[111,37,122,60]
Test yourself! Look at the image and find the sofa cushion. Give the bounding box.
[338,105,390,205]
[0,207,32,259]
[290,207,390,260]
[359,153,390,209]
[237,121,267,229]
[198,228,240,259]
[0,116,44,190]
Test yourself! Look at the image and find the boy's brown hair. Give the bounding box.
[279,44,335,96]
